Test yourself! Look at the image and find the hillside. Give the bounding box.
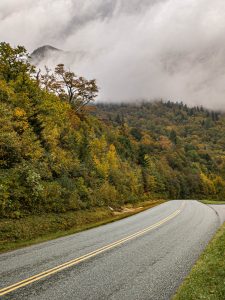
[95,101,225,158]
[95,102,225,198]
[0,43,225,221]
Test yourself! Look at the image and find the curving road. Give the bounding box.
[0,200,222,299]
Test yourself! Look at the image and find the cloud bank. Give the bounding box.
[1,0,225,109]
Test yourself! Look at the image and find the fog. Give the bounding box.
[1,0,225,109]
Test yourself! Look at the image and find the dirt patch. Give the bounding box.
[113,206,147,215]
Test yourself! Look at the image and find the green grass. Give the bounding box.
[173,222,225,300]
[200,199,225,205]
[0,200,164,253]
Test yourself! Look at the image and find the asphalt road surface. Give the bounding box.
[0,200,222,300]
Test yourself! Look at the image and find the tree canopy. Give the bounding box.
[0,43,225,219]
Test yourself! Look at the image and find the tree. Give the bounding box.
[40,64,98,113]
[0,42,34,83]
[169,130,177,145]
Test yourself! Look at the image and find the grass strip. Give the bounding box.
[0,200,164,253]
[173,222,225,300]
[200,199,225,205]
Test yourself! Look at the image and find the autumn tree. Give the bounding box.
[40,64,98,113]
[0,42,34,83]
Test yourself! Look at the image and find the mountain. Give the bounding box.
[30,45,85,68]
[30,45,62,65]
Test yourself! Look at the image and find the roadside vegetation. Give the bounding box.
[200,200,225,205]
[0,42,225,248]
[0,200,164,253]
[173,222,225,300]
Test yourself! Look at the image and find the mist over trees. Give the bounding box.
[0,43,225,218]
[2,0,225,110]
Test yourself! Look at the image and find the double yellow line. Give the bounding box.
[0,202,185,296]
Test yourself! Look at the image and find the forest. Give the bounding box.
[0,42,225,219]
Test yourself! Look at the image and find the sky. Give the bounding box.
[1,0,225,110]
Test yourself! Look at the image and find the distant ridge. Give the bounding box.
[30,45,85,67]
[30,45,62,64]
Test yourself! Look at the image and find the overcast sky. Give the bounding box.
[1,0,225,109]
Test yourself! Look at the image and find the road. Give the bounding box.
[0,200,221,300]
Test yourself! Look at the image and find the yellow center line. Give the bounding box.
[0,201,185,296]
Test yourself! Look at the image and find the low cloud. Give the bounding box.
[1,0,225,109]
